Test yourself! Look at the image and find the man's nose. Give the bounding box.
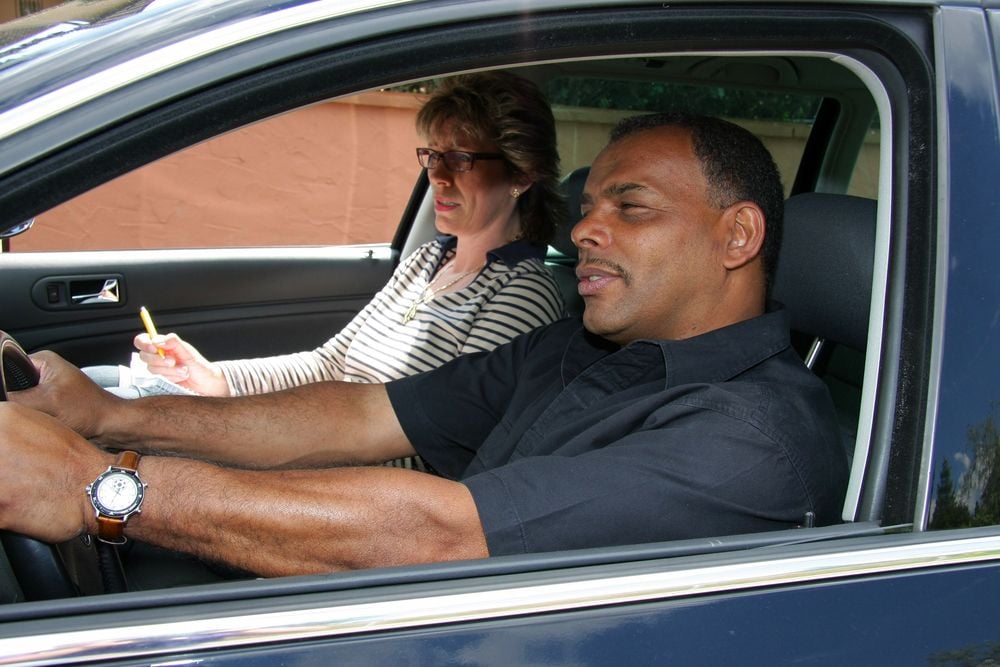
[571,209,610,250]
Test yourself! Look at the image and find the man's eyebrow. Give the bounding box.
[606,182,650,197]
[581,182,651,205]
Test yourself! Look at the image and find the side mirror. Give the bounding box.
[0,219,34,239]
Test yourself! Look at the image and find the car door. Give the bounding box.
[0,90,433,367]
[5,0,1000,665]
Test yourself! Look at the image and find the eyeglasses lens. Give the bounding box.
[443,152,473,172]
[416,149,476,173]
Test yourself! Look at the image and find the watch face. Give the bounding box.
[92,470,143,515]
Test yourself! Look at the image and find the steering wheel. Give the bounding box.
[0,330,81,600]
[0,331,39,400]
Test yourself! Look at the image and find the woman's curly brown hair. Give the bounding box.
[416,72,564,245]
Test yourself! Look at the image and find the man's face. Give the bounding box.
[572,126,734,344]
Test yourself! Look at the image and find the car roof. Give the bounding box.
[0,0,990,115]
[0,0,427,112]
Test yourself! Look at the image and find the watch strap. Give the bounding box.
[96,515,127,544]
[95,450,142,545]
[114,450,140,473]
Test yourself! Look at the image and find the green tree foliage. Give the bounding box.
[392,77,821,123]
[929,640,1000,666]
[928,458,971,529]
[930,403,1000,528]
[542,79,820,122]
[966,405,1000,525]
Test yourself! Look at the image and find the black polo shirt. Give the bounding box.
[386,309,848,556]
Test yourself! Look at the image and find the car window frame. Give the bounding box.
[0,0,943,650]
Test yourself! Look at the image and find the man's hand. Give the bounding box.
[0,402,108,542]
[134,332,230,396]
[6,350,122,440]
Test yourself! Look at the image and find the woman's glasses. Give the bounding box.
[416,148,504,173]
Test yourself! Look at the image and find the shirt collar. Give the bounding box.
[654,307,790,386]
[560,307,791,389]
[435,234,546,268]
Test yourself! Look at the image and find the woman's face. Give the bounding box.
[424,120,523,239]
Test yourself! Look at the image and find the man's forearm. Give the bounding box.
[127,455,488,575]
[94,381,413,468]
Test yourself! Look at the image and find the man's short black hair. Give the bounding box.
[609,112,785,294]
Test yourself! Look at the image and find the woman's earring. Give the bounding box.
[511,188,520,199]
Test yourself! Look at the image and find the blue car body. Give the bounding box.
[0,0,998,664]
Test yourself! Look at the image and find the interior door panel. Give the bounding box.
[0,246,396,368]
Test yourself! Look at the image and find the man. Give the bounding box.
[0,112,848,576]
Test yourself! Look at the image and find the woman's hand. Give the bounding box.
[134,333,231,396]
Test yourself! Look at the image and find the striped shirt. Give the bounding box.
[218,236,565,395]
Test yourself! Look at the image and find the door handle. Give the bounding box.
[70,278,120,305]
[31,274,125,309]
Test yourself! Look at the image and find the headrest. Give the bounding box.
[552,166,590,258]
[773,193,877,351]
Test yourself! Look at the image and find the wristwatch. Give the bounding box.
[86,451,146,544]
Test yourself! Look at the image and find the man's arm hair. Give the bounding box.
[131,455,488,575]
[10,351,415,469]
[99,381,416,468]
[5,354,481,574]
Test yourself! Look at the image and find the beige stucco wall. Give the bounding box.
[558,108,879,200]
[13,91,878,252]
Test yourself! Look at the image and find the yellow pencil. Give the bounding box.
[139,306,166,358]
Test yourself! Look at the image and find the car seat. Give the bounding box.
[773,192,876,460]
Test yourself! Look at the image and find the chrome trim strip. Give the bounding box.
[2,535,999,666]
[0,0,413,142]
[913,7,952,531]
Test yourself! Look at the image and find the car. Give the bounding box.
[0,0,999,664]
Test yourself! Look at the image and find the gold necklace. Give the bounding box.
[402,264,483,324]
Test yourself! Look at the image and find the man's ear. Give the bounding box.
[722,203,766,270]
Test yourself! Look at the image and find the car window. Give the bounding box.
[8,72,880,254]
[542,71,879,199]
[6,90,423,252]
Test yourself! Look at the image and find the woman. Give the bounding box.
[109,72,565,399]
